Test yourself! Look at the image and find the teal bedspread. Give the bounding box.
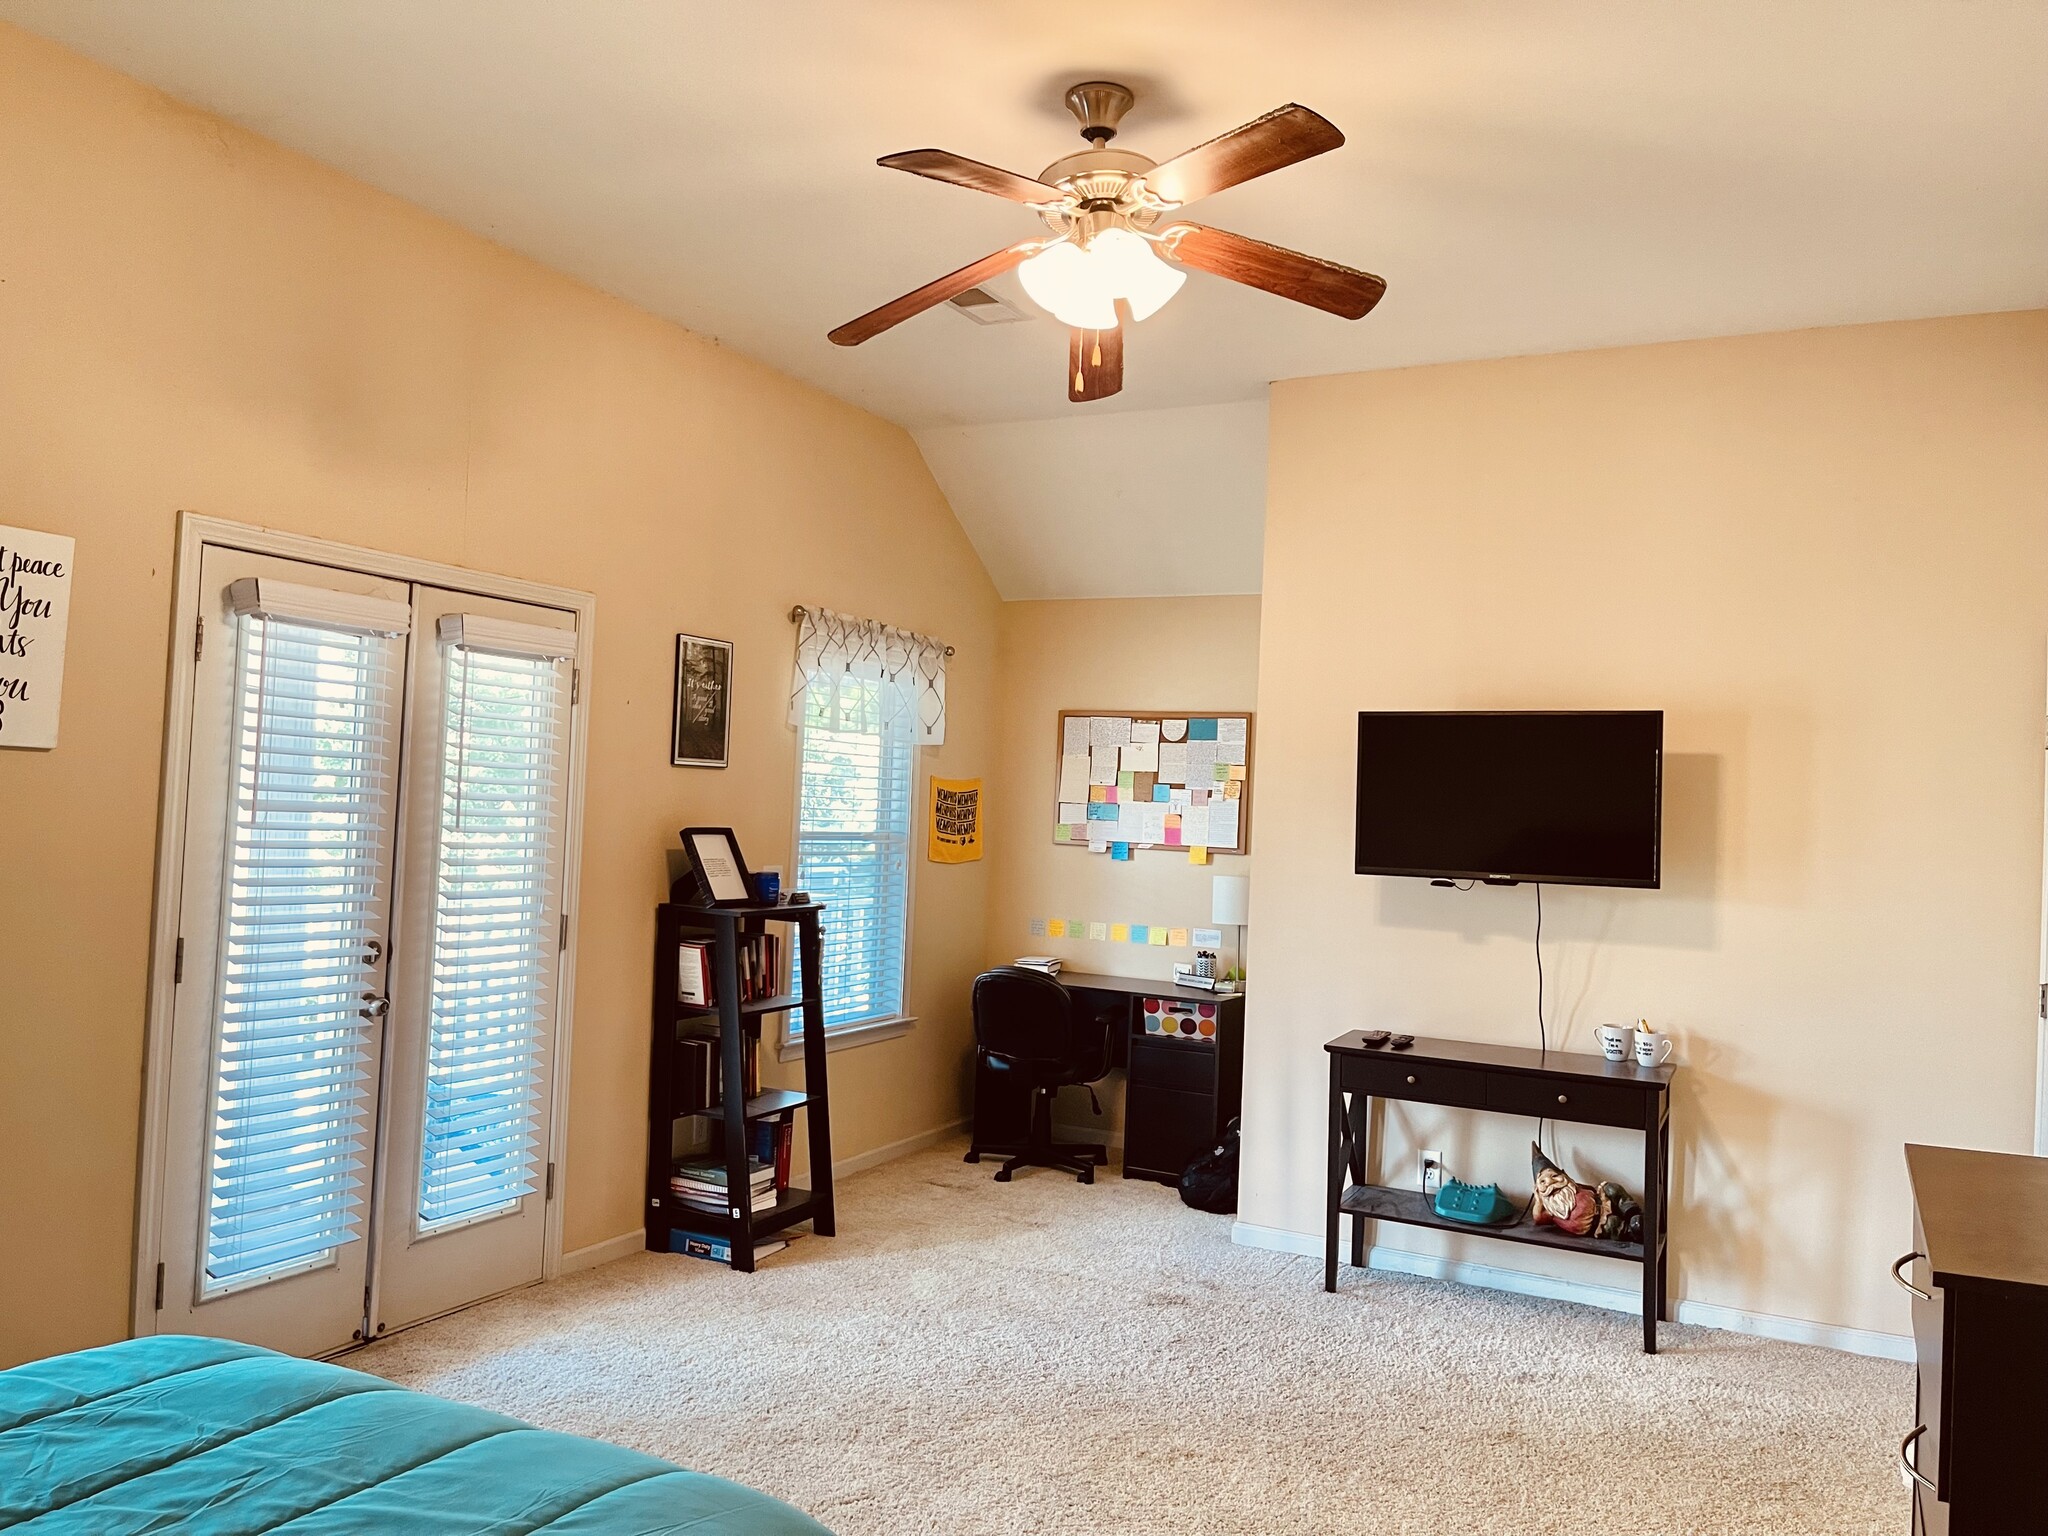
[0,1336,833,1534]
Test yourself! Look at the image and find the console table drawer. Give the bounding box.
[1343,1056,1487,1110]
[1484,1071,1645,1129]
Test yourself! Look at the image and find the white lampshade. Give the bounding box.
[1016,229,1187,329]
[1211,874,1249,928]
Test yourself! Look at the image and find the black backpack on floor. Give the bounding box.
[1179,1117,1241,1214]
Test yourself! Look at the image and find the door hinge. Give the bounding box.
[545,1162,556,1201]
[194,615,204,660]
[153,1262,165,1310]
[570,668,580,706]
[173,937,184,984]
[559,913,569,951]
[2039,982,2046,1021]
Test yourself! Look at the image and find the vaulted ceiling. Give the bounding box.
[8,1,2045,596]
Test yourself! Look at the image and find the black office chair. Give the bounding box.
[968,967,1113,1184]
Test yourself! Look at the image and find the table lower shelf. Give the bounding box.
[1341,1183,1652,1263]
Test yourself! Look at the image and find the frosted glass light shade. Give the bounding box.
[1211,874,1249,927]
[1017,229,1187,329]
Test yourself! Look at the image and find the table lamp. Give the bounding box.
[1211,874,1249,984]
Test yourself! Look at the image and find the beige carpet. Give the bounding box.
[355,1138,1911,1535]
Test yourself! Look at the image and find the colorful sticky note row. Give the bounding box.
[1032,917,1206,946]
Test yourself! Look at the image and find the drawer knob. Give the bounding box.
[1557,1094,1569,1105]
[1890,1252,1931,1302]
[1406,1075,1418,1085]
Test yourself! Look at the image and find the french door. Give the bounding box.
[156,545,579,1356]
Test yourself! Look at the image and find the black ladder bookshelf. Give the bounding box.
[647,899,835,1271]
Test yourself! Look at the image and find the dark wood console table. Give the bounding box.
[1325,1031,1675,1352]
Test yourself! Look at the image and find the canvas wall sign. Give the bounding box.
[0,524,75,750]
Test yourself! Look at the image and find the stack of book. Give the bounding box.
[669,1154,777,1214]
[677,932,785,1008]
[1014,955,1061,975]
[672,1030,761,1110]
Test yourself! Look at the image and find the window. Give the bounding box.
[792,672,915,1033]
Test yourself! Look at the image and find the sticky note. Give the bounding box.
[1118,770,1136,793]
[1130,924,1148,942]
[1069,918,1085,935]
[1153,784,1170,802]
[1165,827,1181,846]
[1214,763,1231,783]
[1089,922,1108,941]
[1229,763,1247,781]
[1189,846,1210,865]
[1188,718,1219,741]
[1047,919,1067,938]
[1169,928,1190,947]
[1110,924,1130,943]
[1059,753,1090,802]
[1029,917,1047,937]
[1088,802,1118,822]
[1149,928,1169,946]
[1054,824,1073,843]
[1224,780,1241,799]
[1112,843,1131,861]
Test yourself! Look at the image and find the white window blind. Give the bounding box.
[202,614,400,1293]
[416,632,568,1231]
[793,673,914,1031]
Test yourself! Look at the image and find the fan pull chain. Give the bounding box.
[1091,336,1103,367]
[1074,366,1085,392]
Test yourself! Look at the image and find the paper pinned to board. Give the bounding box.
[1090,745,1120,785]
[1059,754,1090,802]
[1161,719,1188,742]
[1064,716,1092,754]
[1130,720,1161,746]
[1121,741,1159,773]
[1157,742,1188,784]
[1088,833,1110,853]
[1209,801,1240,847]
[1185,739,1217,783]
[1216,740,1246,766]
[1090,716,1133,749]
[1058,802,1087,824]
[1217,717,1247,745]
[1182,803,1212,846]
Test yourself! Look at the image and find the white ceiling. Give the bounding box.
[8,1,2045,596]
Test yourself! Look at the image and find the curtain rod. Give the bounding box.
[789,604,954,657]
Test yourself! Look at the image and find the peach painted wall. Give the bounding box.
[0,25,998,1368]
[1243,312,2048,1340]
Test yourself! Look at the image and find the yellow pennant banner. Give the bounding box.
[928,776,983,863]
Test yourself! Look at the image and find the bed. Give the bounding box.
[0,1335,833,1534]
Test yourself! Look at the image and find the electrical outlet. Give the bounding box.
[1421,1150,1445,1196]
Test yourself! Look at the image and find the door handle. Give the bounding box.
[360,993,390,1021]
[1897,1425,1934,1494]
[1890,1252,1931,1302]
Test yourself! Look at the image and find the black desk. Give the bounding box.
[970,972,1245,1184]
[1324,1031,1674,1352]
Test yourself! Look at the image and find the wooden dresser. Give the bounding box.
[1900,1143,2048,1534]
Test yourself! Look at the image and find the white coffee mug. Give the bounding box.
[1633,1028,1674,1068]
[1596,1024,1630,1062]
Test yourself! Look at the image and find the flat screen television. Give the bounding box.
[1354,711,1663,888]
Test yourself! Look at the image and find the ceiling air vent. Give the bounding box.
[947,287,1032,325]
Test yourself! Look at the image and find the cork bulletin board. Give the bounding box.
[1051,709,1254,857]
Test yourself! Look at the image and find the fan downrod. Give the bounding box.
[1064,81,1135,145]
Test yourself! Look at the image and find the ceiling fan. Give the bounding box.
[828,81,1386,402]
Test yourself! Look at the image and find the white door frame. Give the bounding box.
[132,513,596,1342]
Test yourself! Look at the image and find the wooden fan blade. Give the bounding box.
[1159,223,1385,320]
[1068,320,1124,402]
[828,242,1040,346]
[1143,104,1343,207]
[879,149,1066,204]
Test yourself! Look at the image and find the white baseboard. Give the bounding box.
[1230,1220,1914,1363]
[559,1120,969,1279]
[560,1229,644,1274]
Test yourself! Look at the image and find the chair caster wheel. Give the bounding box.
[963,1152,980,1163]
[994,1168,1012,1182]
[1079,1167,1094,1185]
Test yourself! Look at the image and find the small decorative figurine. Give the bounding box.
[1529,1142,1644,1244]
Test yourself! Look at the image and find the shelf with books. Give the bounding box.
[647,900,836,1273]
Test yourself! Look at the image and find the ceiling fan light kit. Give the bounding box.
[828,80,1387,403]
